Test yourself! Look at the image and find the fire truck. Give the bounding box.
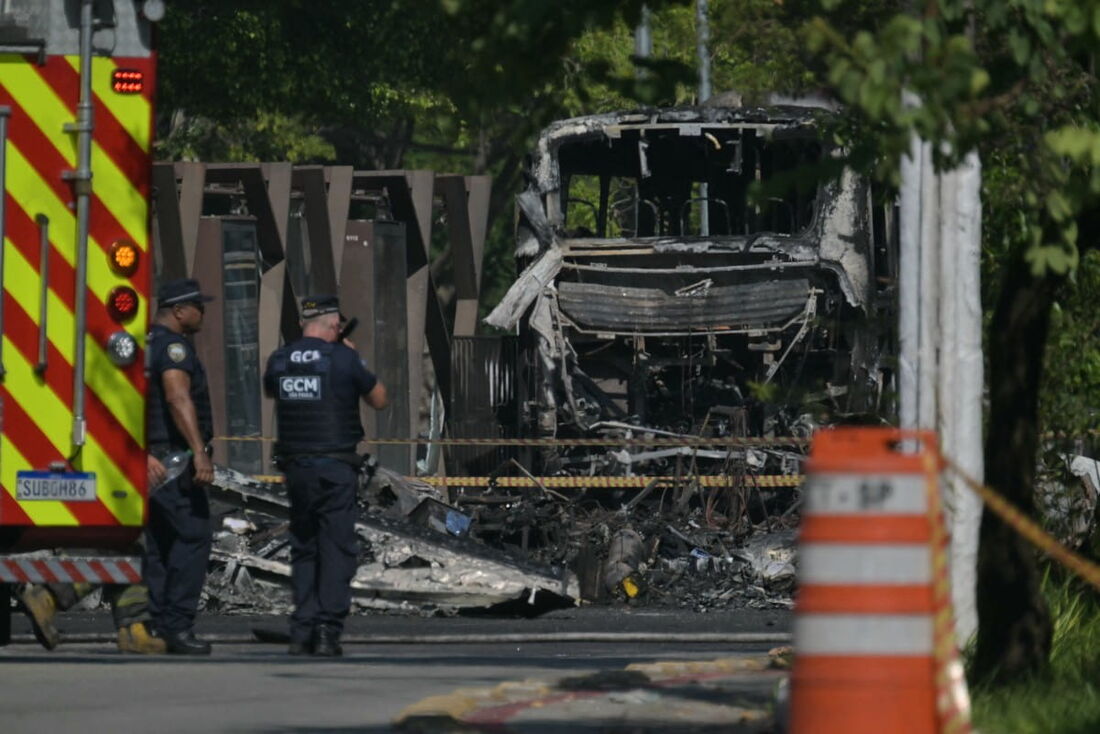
[0,0,161,642]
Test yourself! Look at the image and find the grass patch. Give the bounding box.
[970,569,1100,733]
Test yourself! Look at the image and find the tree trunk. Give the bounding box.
[972,249,1058,683]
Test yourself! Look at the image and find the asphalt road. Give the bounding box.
[0,608,790,733]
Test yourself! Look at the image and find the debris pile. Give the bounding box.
[203,467,579,617]
[448,468,800,613]
[202,447,802,616]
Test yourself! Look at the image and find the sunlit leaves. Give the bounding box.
[1047,126,1100,170]
[810,0,1100,278]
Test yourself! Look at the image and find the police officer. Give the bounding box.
[145,278,216,655]
[263,295,387,656]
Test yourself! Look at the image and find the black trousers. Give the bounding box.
[144,463,211,634]
[284,457,359,643]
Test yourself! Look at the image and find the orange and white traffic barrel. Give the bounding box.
[789,427,970,734]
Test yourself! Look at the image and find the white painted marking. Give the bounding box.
[75,559,96,582]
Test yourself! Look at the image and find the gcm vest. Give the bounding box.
[269,340,363,455]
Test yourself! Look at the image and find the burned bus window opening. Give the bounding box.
[559,129,821,239]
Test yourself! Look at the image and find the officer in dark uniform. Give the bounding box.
[145,278,217,655]
[263,295,388,656]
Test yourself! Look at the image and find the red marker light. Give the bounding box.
[111,69,144,94]
[107,286,140,322]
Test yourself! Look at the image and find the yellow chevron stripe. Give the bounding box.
[67,55,151,153]
[4,153,148,440]
[4,138,149,318]
[0,55,77,166]
[73,54,151,249]
[0,414,78,526]
[89,143,149,250]
[0,345,141,526]
[1,57,145,529]
[1,53,148,252]
[2,244,145,447]
[0,341,79,525]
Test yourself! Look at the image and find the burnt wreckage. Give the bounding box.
[488,105,897,477]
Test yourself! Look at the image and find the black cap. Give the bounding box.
[300,294,343,319]
[158,278,215,307]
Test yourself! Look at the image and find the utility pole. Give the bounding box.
[899,106,984,646]
[696,0,711,235]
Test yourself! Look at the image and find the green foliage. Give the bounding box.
[808,0,1100,277]
[158,112,335,163]
[1040,249,1100,437]
[156,0,449,164]
[971,569,1100,732]
[155,1,844,321]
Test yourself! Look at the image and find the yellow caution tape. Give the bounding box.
[416,475,804,488]
[924,453,973,732]
[248,473,803,489]
[214,435,810,448]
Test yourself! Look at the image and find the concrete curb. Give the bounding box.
[8,631,791,646]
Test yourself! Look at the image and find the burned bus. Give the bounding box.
[487,105,897,476]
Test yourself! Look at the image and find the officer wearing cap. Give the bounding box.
[263,294,387,656]
[145,277,216,655]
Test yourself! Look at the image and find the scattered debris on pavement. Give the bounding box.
[201,448,800,617]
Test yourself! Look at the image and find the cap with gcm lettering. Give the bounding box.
[300,294,342,319]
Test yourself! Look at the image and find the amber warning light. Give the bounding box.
[109,240,140,276]
[112,69,143,94]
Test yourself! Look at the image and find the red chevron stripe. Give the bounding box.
[118,560,142,584]
[1,296,146,500]
[58,559,85,582]
[0,77,75,206]
[2,194,148,498]
[3,193,146,394]
[1,58,151,300]
[93,88,153,202]
[31,55,151,202]
[0,491,34,525]
[87,559,112,582]
[31,559,59,583]
[5,307,146,499]
[0,383,122,527]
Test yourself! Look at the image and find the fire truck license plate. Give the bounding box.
[16,471,97,502]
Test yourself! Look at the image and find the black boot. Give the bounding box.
[312,626,342,657]
[162,629,212,655]
[288,639,311,656]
